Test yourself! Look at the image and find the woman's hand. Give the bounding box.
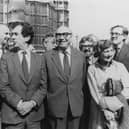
[103,109,115,121]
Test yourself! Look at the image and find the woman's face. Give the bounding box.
[81,41,94,57]
[100,45,115,63]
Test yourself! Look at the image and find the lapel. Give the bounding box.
[13,53,27,83]
[69,47,78,81]
[117,44,129,61]
[28,52,36,83]
[51,49,67,82]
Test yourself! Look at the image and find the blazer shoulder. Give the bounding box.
[71,47,84,56]
[43,49,55,57]
[74,48,85,59]
[1,52,14,60]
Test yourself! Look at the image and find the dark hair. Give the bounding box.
[9,22,34,44]
[96,39,115,57]
[110,25,128,36]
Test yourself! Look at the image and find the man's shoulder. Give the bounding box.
[43,49,56,56]
[71,47,84,56]
[2,51,15,59]
[123,43,129,49]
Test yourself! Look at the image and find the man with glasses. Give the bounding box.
[43,34,56,52]
[110,25,129,104]
[110,25,129,70]
[43,26,86,129]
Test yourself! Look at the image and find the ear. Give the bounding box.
[25,36,30,42]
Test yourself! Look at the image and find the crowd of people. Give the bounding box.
[0,21,129,129]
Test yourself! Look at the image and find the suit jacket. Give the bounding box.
[115,43,129,72]
[0,52,47,124]
[44,47,86,118]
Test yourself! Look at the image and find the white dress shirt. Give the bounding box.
[58,46,71,70]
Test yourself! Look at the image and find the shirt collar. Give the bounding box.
[65,46,71,55]
[18,46,31,55]
[117,42,124,50]
[58,46,71,55]
[95,60,115,70]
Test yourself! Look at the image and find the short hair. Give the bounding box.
[45,33,54,38]
[9,22,34,44]
[110,25,128,36]
[96,39,115,57]
[43,33,55,44]
[79,34,98,50]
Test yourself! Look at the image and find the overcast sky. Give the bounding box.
[69,0,129,41]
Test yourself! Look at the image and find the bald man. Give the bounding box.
[43,26,86,129]
[0,24,10,58]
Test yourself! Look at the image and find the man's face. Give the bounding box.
[100,46,115,63]
[11,25,30,49]
[0,25,10,44]
[81,41,94,57]
[44,37,56,51]
[56,27,72,50]
[110,27,125,45]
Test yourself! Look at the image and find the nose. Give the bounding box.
[11,34,16,40]
[60,35,65,39]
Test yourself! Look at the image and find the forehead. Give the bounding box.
[0,25,9,34]
[12,25,22,33]
[81,41,93,46]
[56,26,72,34]
[111,27,123,33]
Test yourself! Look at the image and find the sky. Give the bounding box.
[69,0,129,43]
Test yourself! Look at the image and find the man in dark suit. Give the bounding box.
[0,22,47,129]
[43,26,86,129]
[110,25,129,99]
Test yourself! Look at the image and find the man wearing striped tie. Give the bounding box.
[43,26,87,129]
[0,22,47,129]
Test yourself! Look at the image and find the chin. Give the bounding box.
[112,41,119,45]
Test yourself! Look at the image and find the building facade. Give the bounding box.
[0,0,69,46]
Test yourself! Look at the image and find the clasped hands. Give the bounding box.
[104,110,118,129]
[17,100,36,116]
[104,109,115,121]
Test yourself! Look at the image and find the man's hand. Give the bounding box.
[17,99,25,115]
[17,100,36,116]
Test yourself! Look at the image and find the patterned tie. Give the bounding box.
[114,46,120,60]
[22,51,29,81]
[63,51,70,78]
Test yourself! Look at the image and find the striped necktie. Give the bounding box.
[63,51,70,77]
[22,51,29,81]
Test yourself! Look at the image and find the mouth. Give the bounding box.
[105,56,113,60]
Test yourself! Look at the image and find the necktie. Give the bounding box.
[22,51,29,81]
[63,51,70,78]
[114,47,120,60]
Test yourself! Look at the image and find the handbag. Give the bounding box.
[104,78,123,123]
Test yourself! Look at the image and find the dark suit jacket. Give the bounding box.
[115,43,129,72]
[0,52,47,124]
[44,47,86,118]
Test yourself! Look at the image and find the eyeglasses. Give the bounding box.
[110,32,123,36]
[56,33,71,37]
[10,32,18,36]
